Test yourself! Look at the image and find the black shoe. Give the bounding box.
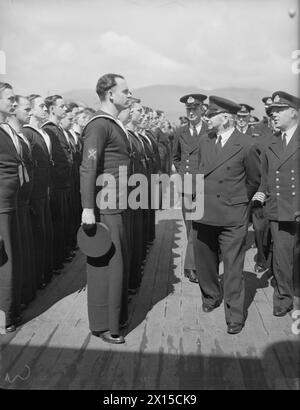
[91,330,103,337]
[189,271,198,283]
[227,322,244,334]
[5,324,16,333]
[100,331,125,344]
[52,269,61,275]
[273,305,293,317]
[202,301,221,313]
[64,256,73,263]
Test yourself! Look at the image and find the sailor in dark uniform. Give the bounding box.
[7,95,36,306]
[0,82,23,332]
[173,94,208,283]
[193,96,261,334]
[125,100,148,293]
[23,94,54,285]
[60,107,78,255]
[253,91,300,316]
[80,73,133,344]
[151,110,170,175]
[69,108,92,232]
[42,95,73,271]
[139,108,161,243]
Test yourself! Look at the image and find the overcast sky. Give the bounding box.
[0,0,299,96]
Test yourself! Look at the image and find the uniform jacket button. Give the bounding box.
[276,192,280,196]
[292,192,296,196]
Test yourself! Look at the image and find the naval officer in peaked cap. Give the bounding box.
[235,103,254,135]
[193,96,261,334]
[173,94,208,284]
[253,91,300,313]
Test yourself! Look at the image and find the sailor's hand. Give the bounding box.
[81,208,96,226]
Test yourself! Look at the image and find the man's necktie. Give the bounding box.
[192,125,197,138]
[282,132,287,149]
[215,134,222,154]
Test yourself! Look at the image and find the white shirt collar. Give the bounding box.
[217,127,235,147]
[189,121,202,135]
[283,123,298,145]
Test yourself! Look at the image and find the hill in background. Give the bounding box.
[63,84,271,124]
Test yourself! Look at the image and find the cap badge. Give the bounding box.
[266,98,272,105]
[274,95,280,103]
[187,96,195,104]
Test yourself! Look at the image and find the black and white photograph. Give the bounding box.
[0,0,299,392]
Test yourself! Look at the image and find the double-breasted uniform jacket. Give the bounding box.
[42,121,73,190]
[173,121,208,188]
[196,129,261,226]
[0,125,22,213]
[22,126,52,199]
[80,110,132,214]
[259,126,300,222]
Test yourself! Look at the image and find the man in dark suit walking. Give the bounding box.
[253,91,300,316]
[173,94,208,283]
[193,96,261,334]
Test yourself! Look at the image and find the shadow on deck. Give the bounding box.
[0,340,299,390]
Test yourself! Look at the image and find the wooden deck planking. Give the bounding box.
[0,210,299,390]
[123,219,177,390]
[243,248,299,390]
